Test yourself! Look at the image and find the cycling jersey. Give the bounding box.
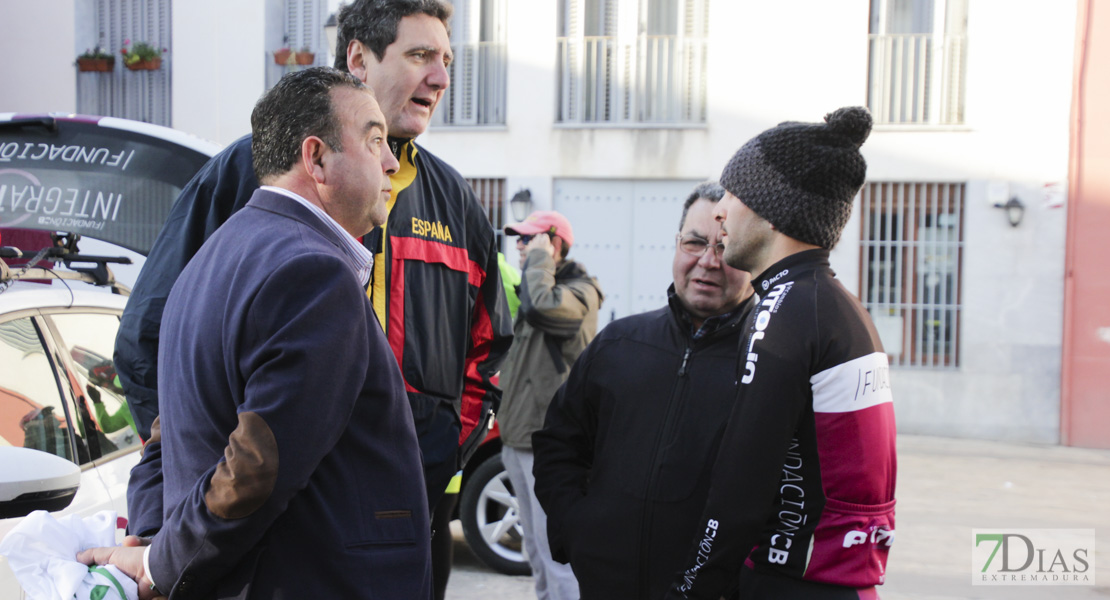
[668,249,897,599]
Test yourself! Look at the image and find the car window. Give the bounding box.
[0,317,74,461]
[49,312,141,453]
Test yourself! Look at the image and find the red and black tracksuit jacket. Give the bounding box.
[363,139,513,497]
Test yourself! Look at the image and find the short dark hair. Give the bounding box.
[333,0,453,69]
[250,67,367,184]
[558,240,570,260]
[678,181,725,230]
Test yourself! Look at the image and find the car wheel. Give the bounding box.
[458,453,531,575]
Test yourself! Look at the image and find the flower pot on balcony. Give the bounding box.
[125,57,162,71]
[295,52,315,65]
[77,58,114,72]
[273,48,293,65]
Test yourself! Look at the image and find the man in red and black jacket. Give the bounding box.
[117,0,512,541]
[359,133,510,500]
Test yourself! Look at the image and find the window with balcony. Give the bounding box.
[867,0,968,125]
[432,0,507,126]
[556,0,708,125]
[860,182,964,368]
[76,0,171,126]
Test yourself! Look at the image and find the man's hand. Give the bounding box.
[77,544,164,600]
[525,232,555,260]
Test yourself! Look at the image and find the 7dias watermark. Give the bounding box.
[972,529,1095,585]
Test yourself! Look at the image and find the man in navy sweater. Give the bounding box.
[79,67,432,599]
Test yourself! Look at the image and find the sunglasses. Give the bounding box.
[518,233,550,244]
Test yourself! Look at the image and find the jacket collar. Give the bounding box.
[388,137,417,163]
[247,188,374,284]
[666,283,751,341]
[751,248,831,295]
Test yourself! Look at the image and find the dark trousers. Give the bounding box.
[431,491,459,600]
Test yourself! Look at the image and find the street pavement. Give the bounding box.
[446,433,1110,599]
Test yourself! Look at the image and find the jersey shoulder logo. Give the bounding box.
[810,352,893,413]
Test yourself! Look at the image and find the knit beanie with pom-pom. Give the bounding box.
[719,106,872,250]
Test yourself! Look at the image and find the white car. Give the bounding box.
[0,281,142,597]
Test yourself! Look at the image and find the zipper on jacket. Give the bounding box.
[677,346,692,377]
[638,340,694,597]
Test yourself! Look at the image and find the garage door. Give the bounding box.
[554,179,702,329]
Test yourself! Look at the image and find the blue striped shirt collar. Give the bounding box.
[260,186,373,286]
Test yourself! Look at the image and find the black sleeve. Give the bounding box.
[531,339,603,563]
[113,135,258,440]
[125,436,164,537]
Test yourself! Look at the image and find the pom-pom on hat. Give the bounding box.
[720,106,872,249]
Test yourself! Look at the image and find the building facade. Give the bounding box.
[0,0,1103,447]
[419,0,1083,446]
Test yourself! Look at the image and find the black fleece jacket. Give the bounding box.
[533,288,754,600]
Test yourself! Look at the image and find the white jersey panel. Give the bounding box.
[810,351,893,414]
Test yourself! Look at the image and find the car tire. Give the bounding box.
[458,453,531,576]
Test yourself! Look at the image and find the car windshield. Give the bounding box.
[0,116,215,255]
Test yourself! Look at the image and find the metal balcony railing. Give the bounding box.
[433,42,507,127]
[868,33,967,126]
[556,35,707,125]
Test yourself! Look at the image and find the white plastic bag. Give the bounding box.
[0,510,138,600]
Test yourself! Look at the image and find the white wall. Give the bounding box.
[172,0,270,145]
[0,1,77,114]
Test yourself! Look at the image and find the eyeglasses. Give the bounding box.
[676,234,725,258]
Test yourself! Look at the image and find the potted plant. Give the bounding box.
[120,39,166,71]
[273,35,294,65]
[77,46,115,72]
[295,46,315,65]
[273,46,294,65]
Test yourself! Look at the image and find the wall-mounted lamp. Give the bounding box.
[324,12,339,59]
[993,196,1025,227]
[510,189,533,222]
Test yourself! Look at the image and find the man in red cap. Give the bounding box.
[504,211,575,268]
[499,209,602,600]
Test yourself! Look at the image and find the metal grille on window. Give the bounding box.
[433,0,507,126]
[860,182,964,368]
[557,0,708,125]
[466,178,505,248]
[76,0,172,125]
[867,0,968,126]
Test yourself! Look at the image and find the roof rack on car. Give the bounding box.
[0,233,132,296]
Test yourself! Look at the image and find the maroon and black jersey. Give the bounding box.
[669,249,897,598]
